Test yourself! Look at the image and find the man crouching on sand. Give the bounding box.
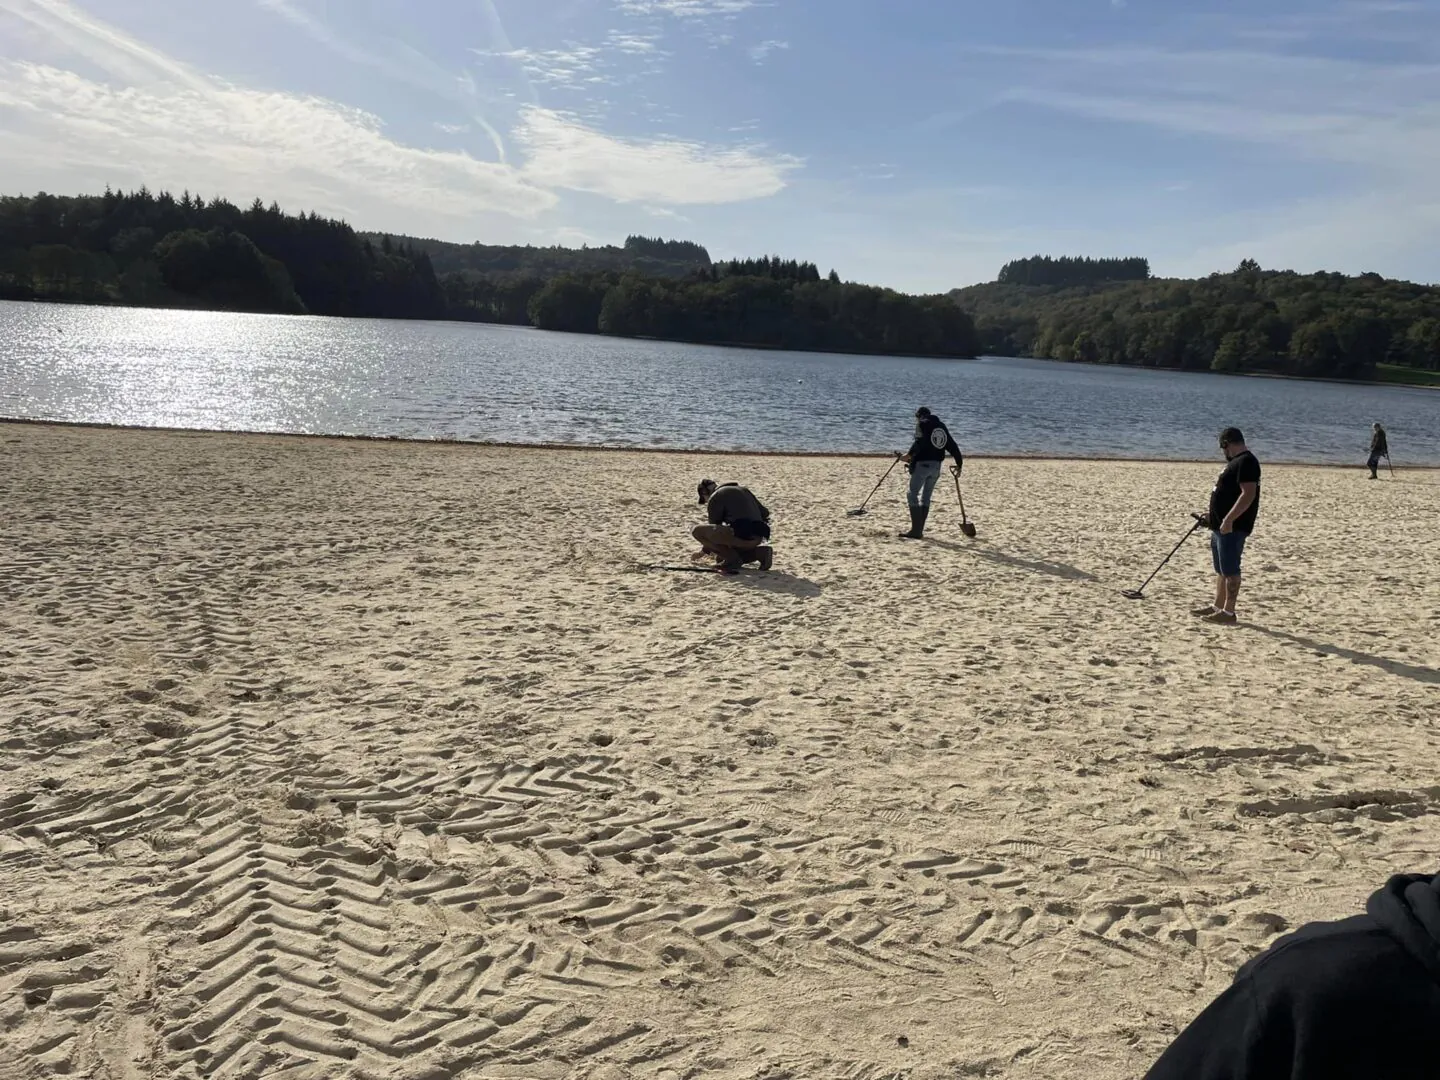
[693,479,773,575]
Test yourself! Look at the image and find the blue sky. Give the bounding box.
[2,0,1438,291]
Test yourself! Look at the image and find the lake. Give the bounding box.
[2,300,1437,464]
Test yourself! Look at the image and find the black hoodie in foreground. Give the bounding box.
[1146,874,1440,1079]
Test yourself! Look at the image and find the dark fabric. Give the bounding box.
[732,518,771,541]
[706,484,769,528]
[907,416,963,466]
[1371,429,1389,456]
[1144,874,1440,1080]
[1208,450,1261,534]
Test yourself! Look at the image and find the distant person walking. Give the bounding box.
[1193,427,1260,625]
[899,407,964,540]
[693,479,773,574]
[1368,422,1390,480]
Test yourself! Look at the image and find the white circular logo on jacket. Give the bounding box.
[929,429,948,450]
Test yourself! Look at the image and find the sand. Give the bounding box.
[1,421,1438,1080]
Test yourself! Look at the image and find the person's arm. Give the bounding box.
[903,436,925,463]
[948,438,964,471]
[1220,483,1257,534]
[708,496,725,526]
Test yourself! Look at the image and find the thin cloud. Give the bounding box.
[475,30,669,93]
[0,60,556,219]
[256,0,509,161]
[616,0,765,16]
[970,43,1440,175]
[483,43,606,88]
[748,39,789,62]
[515,106,799,204]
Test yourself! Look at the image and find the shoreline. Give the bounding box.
[5,416,1431,469]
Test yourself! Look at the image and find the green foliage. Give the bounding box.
[997,255,1150,287]
[0,189,445,318]
[152,228,305,313]
[953,264,1440,379]
[527,276,609,333]
[531,268,980,357]
[373,233,711,280]
[623,235,710,264]
[713,256,821,283]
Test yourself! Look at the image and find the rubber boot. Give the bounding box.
[755,546,773,571]
[900,505,928,540]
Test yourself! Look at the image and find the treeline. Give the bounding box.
[953,259,1440,378]
[997,256,1151,287]
[375,232,711,280]
[524,271,980,357]
[712,257,824,283]
[0,190,445,318]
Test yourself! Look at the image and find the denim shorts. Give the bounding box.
[1210,530,1248,577]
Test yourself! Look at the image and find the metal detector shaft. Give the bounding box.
[1130,519,1203,596]
[851,455,902,515]
[1386,454,1395,478]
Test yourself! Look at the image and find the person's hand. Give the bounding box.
[901,454,912,464]
[950,464,961,476]
[1219,519,1234,535]
[691,549,712,562]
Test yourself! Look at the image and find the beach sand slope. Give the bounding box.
[2,423,1438,1079]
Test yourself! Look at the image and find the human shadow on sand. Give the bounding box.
[1242,624,1440,687]
[730,570,823,599]
[924,538,1099,583]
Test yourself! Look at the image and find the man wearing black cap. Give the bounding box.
[900,407,964,540]
[1193,427,1260,625]
[693,479,773,574]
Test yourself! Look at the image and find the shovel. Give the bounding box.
[953,472,977,538]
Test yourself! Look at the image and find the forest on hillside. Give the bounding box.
[997,256,1151,287]
[954,259,1440,379]
[0,190,979,359]
[378,233,712,280]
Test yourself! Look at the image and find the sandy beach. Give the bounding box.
[2,421,1438,1080]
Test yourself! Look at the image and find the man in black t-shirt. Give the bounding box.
[1193,427,1261,625]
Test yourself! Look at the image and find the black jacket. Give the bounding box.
[1371,429,1389,456]
[706,483,771,540]
[908,416,963,468]
[1145,873,1440,1079]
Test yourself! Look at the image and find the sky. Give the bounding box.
[2,0,1439,292]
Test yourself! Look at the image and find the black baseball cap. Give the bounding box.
[915,407,932,420]
[1219,426,1244,446]
[697,478,717,504]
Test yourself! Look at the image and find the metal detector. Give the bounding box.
[847,454,903,517]
[1122,516,1206,600]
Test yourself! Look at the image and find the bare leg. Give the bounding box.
[1223,575,1241,616]
[1213,575,1225,611]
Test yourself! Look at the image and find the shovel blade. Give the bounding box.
[961,523,977,538]
[846,509,867,518]
[1121,589,1145,600]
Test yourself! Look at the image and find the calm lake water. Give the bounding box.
[2,300,1438,464]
